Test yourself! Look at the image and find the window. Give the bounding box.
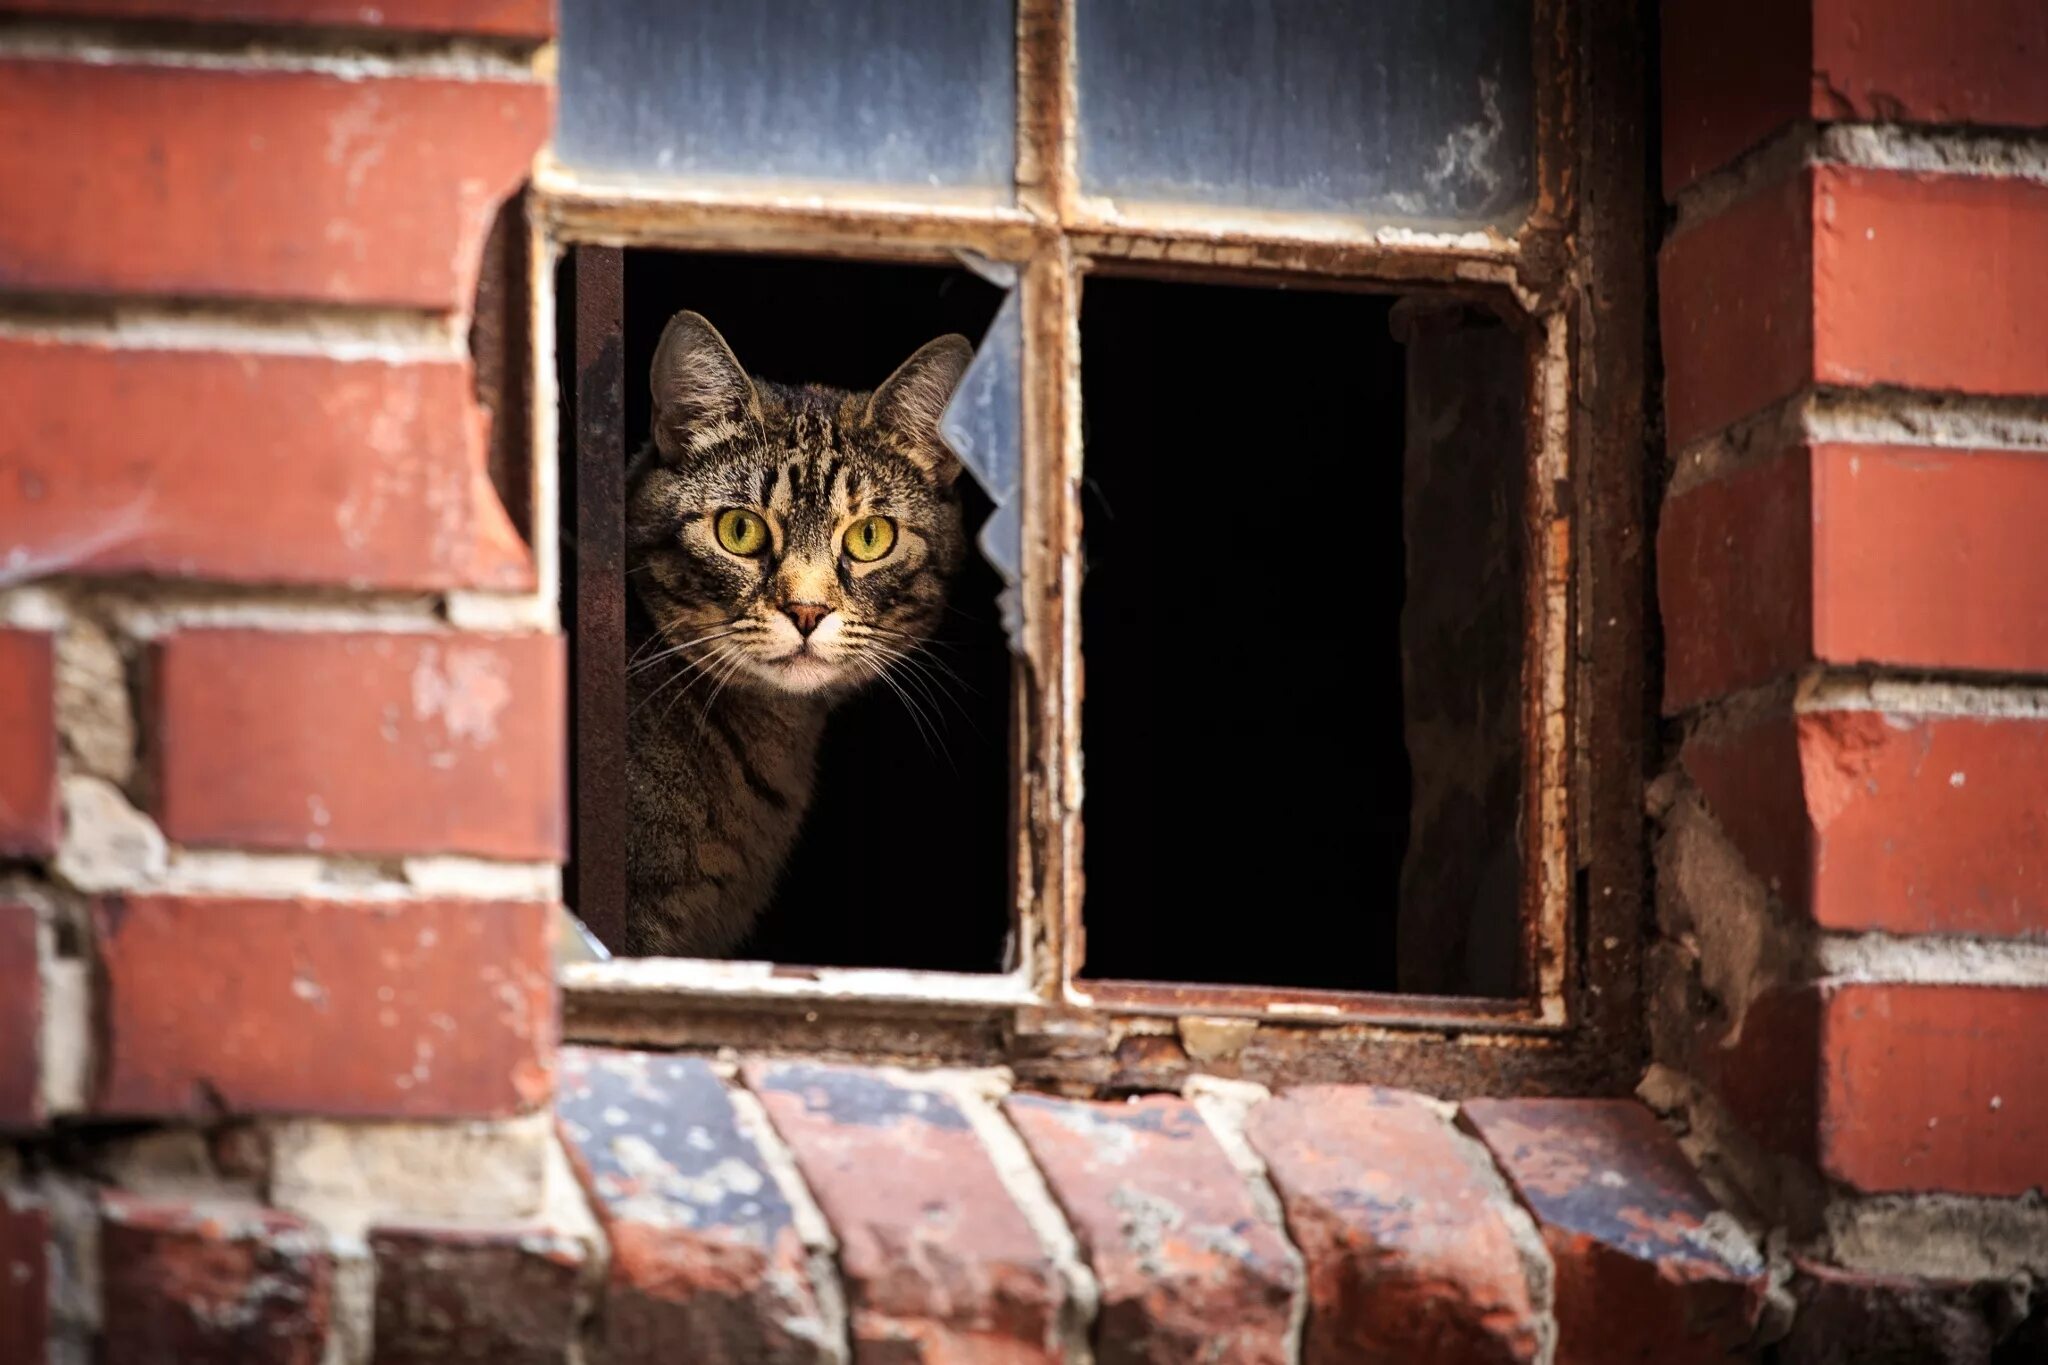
[534,0,1648,1093]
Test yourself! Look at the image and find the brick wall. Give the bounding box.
[0,3,569,1359]
[1652,0,2048,1357]
[3,1,2046,1361]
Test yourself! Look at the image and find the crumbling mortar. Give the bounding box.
[1184,1075,1310,1365]
[1669,119,2048,236]
[929,1068,1101,1365]
[715,1058,854,1365]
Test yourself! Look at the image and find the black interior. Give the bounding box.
[1076,275,1411,992]
[619,250,1012,972]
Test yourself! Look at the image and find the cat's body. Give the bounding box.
[623,315,969,957]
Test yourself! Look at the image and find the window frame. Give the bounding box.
[532,0,1648,1096]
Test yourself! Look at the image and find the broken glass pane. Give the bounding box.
[557,0,1016,201]
[1076,0,1534,227]
[941,288,1025,649]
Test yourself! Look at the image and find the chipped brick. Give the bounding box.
[1462,1099,1767,1363]
[100,1193,333,1365]
[369,1224,587,1365]
[1247,1086,1550,1365]
[557,1048,834,1364]
[747,1061,1060,1363]
[1004,1092,1297,1365]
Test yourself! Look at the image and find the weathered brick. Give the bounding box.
[1664,0,2048,195]
[369,1224,588,1365]
[746,1061,1061,1363]
[1816,169,2048,401]
[1682,982,2048,1195]
[0,1192,49,1365]
[1659,171,1814,449]
[1685,704,2048,938]
[0,628,57,859]
[100,1193,333,1365]
[1004,1092,1299,1365]
[556,1048,834,1365]
[0,60,548,309]
[1663,441,2048,705]
[1245,1086,1550,1365]
[0,902,40,1130]
[1657,449,1811,710]
[152,630,564,861]
[1663,169,2048,447]
[1818,984,2048,1197]
[1778,1259,2030,1365]
[1461,1099,1766,1364]
[1,0,555,36]
[0,339,533,592]
[94,895,554,1120]
[1661,0,1810,197]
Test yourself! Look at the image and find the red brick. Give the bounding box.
[100,1193,333,1365]
[152,630,564,860]
[1659,172,1815,448]
[1819,983,2048,1196]
[1,0,554,37]
[0,339,532,592]
[1462,1099,1767,1364]
[745,1061,1062,1363]
[1662,0,1811,198]
[1816,169,2048,400]
[1683,984,1826,1170]
[93,894,554,1119]
[1663,441,2048,706]
[1665,0,2048,196]
[557,1049,834,1364]
[0,903,40,1130]
[1657,450,1812,710]
[0,629,57,858]
[1813,441,2048,675]
[1662,170,2048,447]
[1245,1086,1550,1365]
[0,1192,49,1365]
[1687,705,2048,938]
[1004,1093,1299,1365]
[0,60,548,310]
[1780,1259,2030,1365]
[369,1225,588,1365]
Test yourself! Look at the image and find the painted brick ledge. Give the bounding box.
[15,1059,2048,1360]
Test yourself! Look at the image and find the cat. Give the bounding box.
[622,310,971,957]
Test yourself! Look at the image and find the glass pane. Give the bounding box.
[1076,0,1534,226]
[556,0,1016,200]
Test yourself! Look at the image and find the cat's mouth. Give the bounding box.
[757,648,843,694]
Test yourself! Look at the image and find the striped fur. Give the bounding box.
[623,312,969,957]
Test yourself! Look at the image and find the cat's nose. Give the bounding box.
[784,603,831,637]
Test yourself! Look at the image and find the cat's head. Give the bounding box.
[626,310,971,697]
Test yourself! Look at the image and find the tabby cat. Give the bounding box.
[623,311,971,956]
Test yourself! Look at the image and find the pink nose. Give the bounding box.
[785,603,830,637]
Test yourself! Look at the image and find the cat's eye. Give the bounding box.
[714,508,769,556]
[842,515,897,563]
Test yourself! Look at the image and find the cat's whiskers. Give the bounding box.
[627,626,749,679]
[849,654,949,767]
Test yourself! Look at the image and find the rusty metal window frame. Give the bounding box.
[535,0,1647,1095]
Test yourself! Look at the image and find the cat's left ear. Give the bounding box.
[866,334,972,486]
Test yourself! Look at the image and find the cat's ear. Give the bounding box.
[866,334,972,486]
[649,311,760,461]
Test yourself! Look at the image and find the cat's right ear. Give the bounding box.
[649,311,760,462]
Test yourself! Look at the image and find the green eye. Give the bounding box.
[714,508,769,556]
[843,515,897,563]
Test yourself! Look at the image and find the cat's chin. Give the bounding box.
[748,653,846,696]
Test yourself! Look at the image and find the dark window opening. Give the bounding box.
[1077,275,1527,998]
[562,249,1014,972]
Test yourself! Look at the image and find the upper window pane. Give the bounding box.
[1075,0,1534,227]
[557,1,1016,201]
